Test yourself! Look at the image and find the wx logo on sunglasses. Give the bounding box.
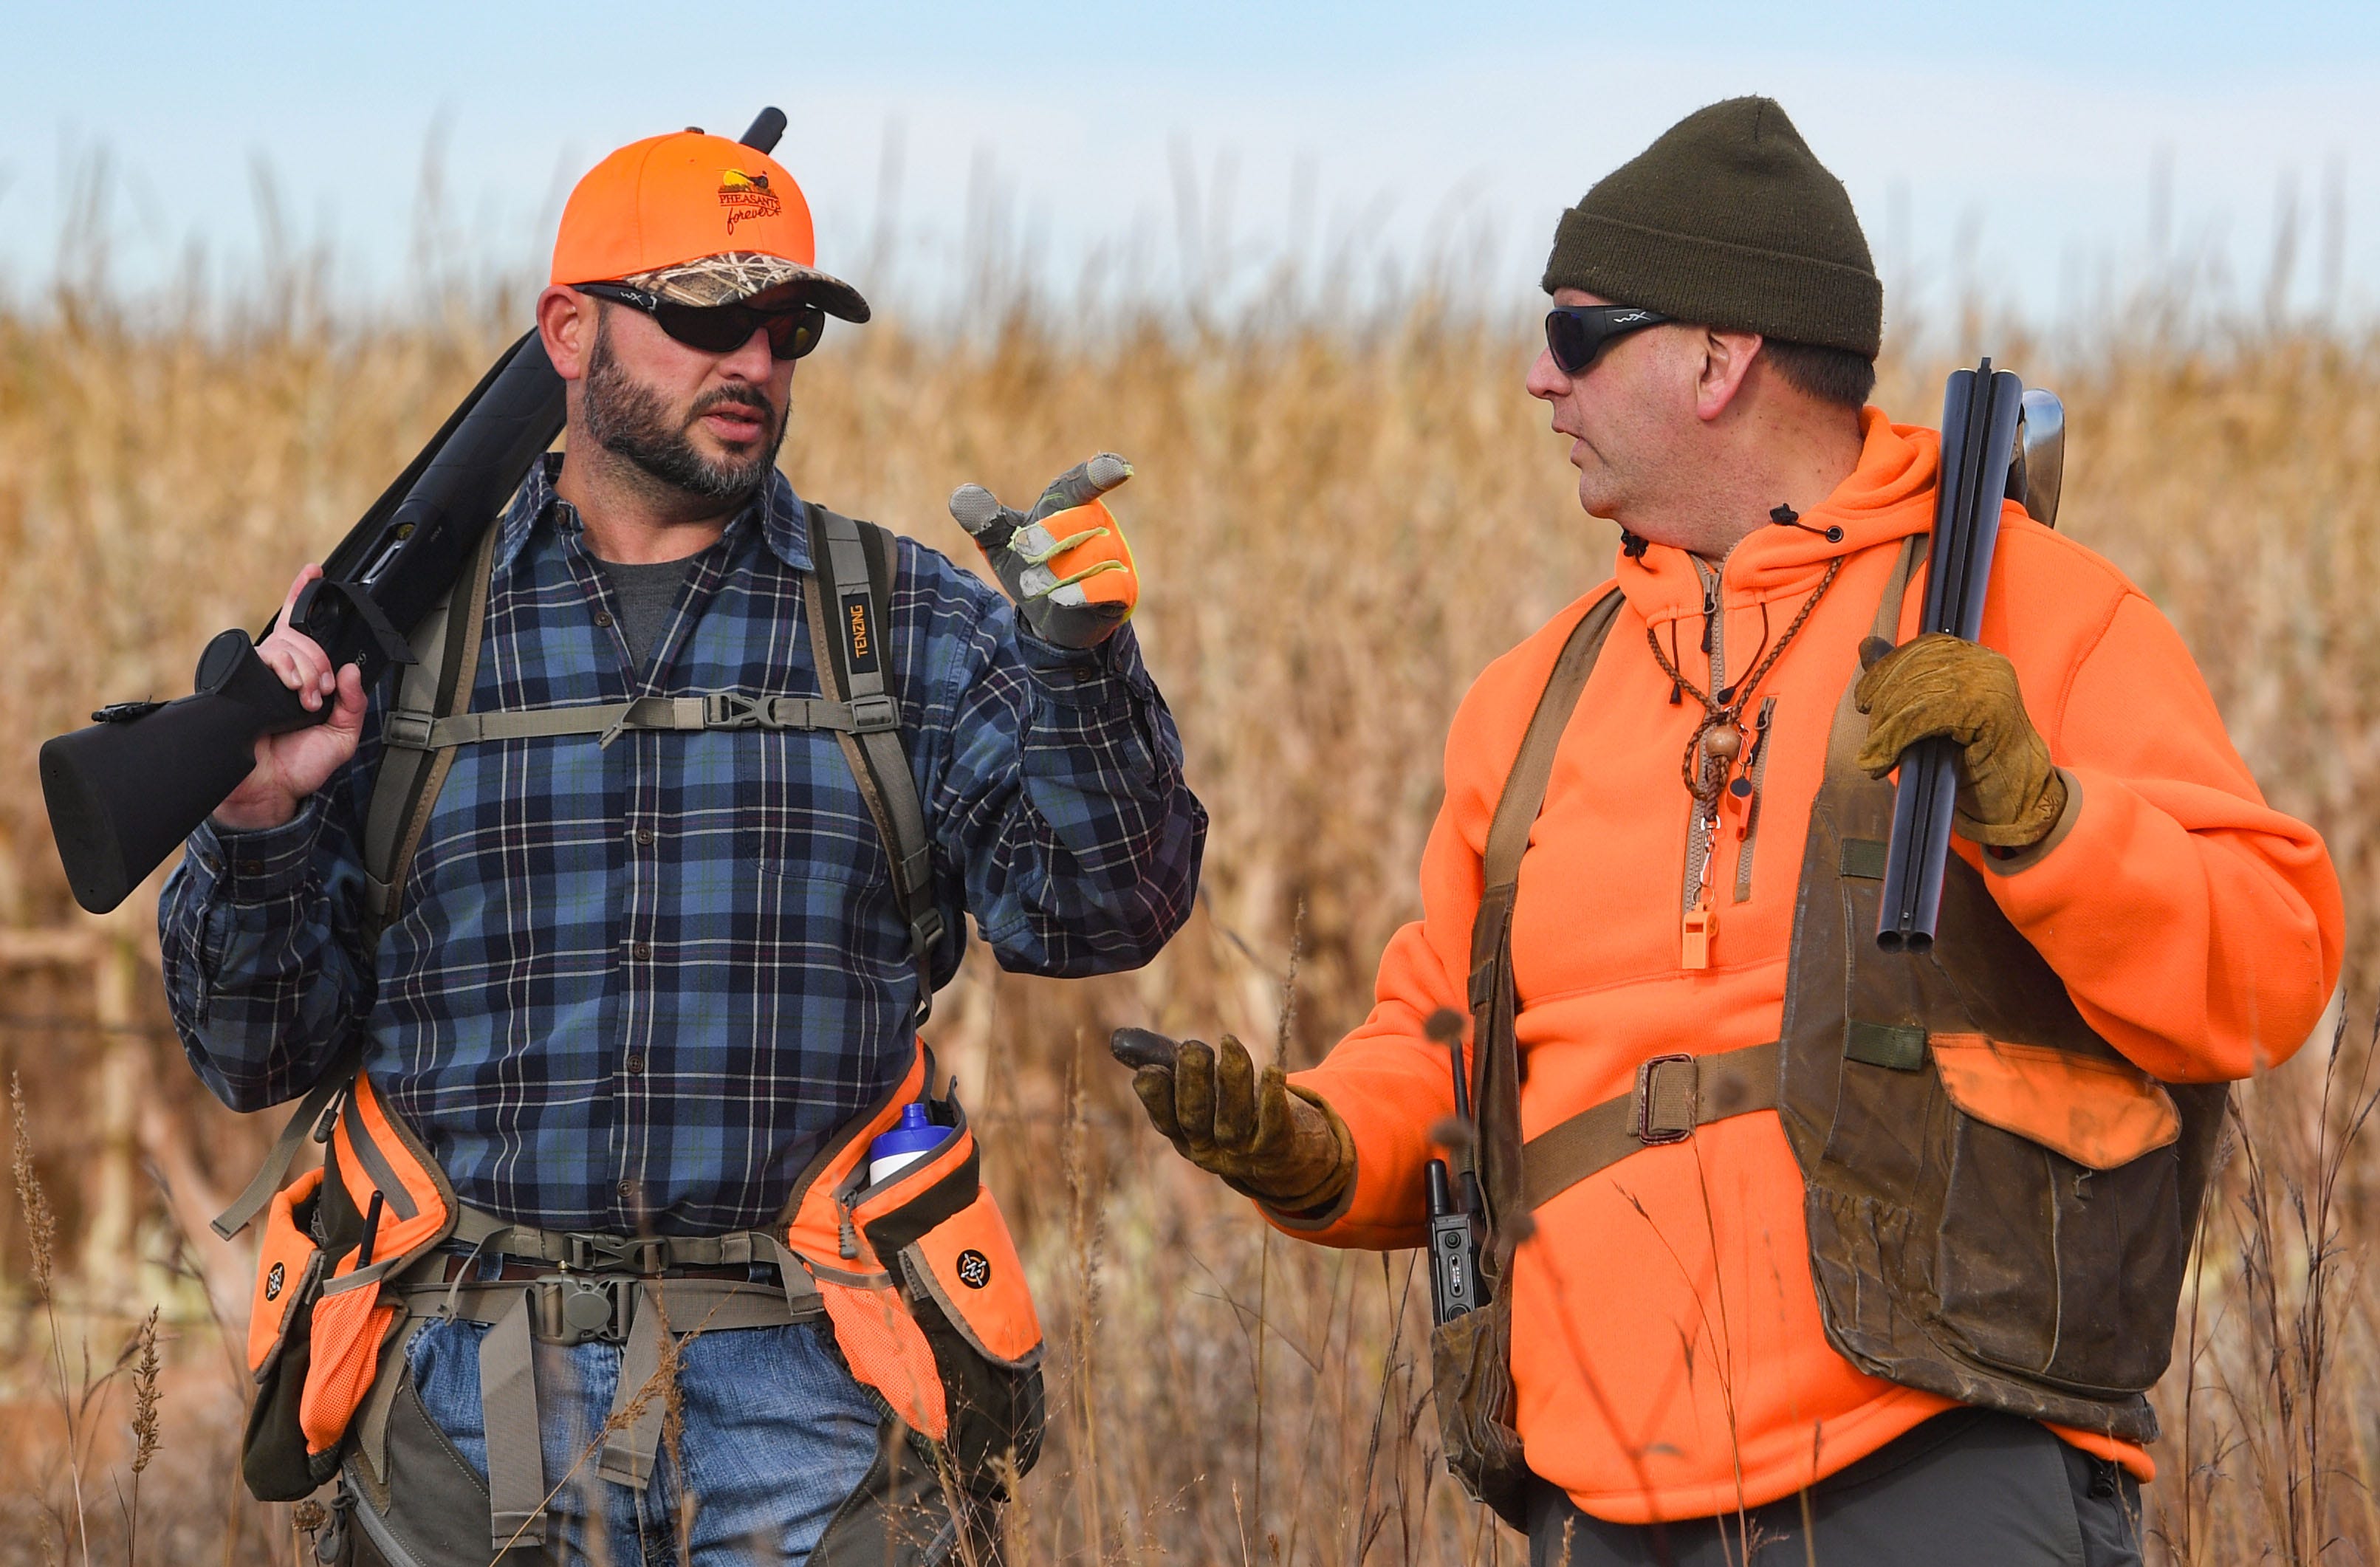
[1545,305,1673,376]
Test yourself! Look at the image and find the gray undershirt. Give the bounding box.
[592,556,693,671]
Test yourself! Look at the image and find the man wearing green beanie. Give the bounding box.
[1121,95,2343,1564]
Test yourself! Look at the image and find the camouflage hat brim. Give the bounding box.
[623,252,871,322]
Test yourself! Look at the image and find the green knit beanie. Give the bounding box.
[1543,97,1882,359]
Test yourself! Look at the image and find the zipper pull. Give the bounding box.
[1731,702,1774,834]
[837,1195,860,1261]
[1683,899,1717,970]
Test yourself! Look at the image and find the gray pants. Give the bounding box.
[1528,1410,2143,1567]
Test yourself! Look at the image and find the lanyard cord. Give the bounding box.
[1645,556,1844,804]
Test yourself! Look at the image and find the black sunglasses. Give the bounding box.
[577,281,826,360]
[1544,305,1672,375]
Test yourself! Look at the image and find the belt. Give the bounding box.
[389,1207,828,1552]
[445,1208,798,1275]
[439,1254,776,1285]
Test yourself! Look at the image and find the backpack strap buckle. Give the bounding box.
[383,710,436,751]
[1634,1054,1698,1145]
[703,691,769,730]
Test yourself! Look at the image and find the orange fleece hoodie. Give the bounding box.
[1274,410,2344,1524]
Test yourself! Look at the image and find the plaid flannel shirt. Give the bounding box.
[159,459,1205,1234]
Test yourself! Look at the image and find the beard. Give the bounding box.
[582,309,787,504]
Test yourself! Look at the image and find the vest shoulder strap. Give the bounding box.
[361,521,501,940]
[1463,588,1622,1246]
[803,507,945,1023]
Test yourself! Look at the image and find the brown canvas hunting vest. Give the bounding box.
[1436,536,2224,1520]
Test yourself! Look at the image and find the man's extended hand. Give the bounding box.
[1854,632,2066,848]
[948,453,1139,648]
[1124,1032,1354,1212]
[211,563,368,833]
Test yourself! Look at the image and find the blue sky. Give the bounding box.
[6,1,2377,327]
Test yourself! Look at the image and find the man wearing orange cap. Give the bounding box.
[1122,98,2342,1563]
[161,128,1204,1563]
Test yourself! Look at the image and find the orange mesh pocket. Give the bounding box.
[907,1187,1040,1366]
[1931,1034,2181,1170]
[297,1272,397,1456]
[816,1275,949,1441]
[246,1167,324,1376]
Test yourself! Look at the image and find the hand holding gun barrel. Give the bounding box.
[1862,366,2071,950]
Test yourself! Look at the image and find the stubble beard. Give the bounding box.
[583,309,788,506]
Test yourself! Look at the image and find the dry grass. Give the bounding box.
[4,266,2380,1563]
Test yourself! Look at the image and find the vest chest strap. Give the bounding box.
[1517,1040,1780,1212]
[382,690,896,752]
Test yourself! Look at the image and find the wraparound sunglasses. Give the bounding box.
[577,281,826,360]
[1545,304,1671,375]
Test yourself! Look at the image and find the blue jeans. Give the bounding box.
[406,1314,882,1566]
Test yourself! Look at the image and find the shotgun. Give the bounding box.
[1873,366,2067,951]
[39,109,788,915]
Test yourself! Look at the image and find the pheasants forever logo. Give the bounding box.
[719,168,783,235]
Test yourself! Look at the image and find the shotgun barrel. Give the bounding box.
[1874,360,2026,952]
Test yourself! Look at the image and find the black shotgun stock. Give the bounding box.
[1873,360,2026,951]
[38,105,791,916]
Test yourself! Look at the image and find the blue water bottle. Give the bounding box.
[866,1103,948,1187]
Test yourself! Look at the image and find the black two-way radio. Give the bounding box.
[1423,1007,1488,1326]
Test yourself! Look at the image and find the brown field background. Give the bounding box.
[1,260,2379,1566]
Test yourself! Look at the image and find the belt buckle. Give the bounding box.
[1635,1053,1698,1145]
[549,1276,631,1345]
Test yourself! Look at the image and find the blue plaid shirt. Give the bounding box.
[160,459,1205,1234]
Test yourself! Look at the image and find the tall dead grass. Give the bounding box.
[3,268,2379,1563]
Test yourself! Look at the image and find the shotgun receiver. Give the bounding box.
[1873,366,2066,950]
[38,109,787,915]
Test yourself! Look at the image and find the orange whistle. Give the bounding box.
[1683,901,1716,970]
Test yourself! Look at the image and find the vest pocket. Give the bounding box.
[899,1190,1047,1484]
[1426,1294,1532,1530]
[247,1167,326,1378]
[1930,1034,2181,1169]
[241,1168,332,1500]
[1931,1040,2188,1395]
[829,1103,1049,1493]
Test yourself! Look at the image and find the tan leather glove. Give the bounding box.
[1129,1034,1354,1212]
[1853,632,2067,848]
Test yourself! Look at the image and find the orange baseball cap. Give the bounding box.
[551,128,869,322]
